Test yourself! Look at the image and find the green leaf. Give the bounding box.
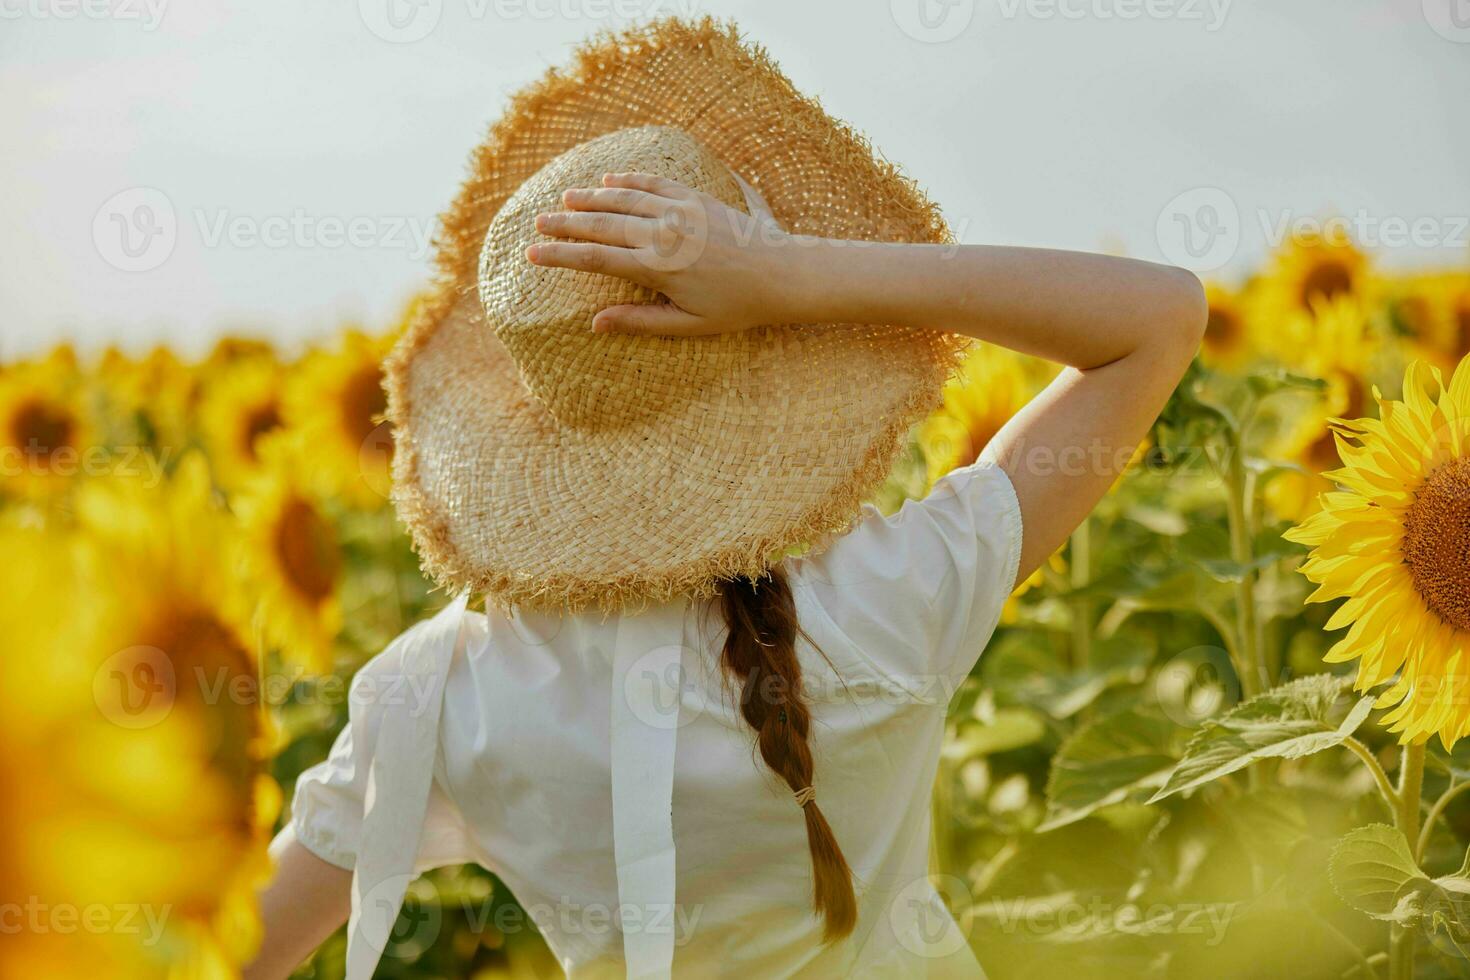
[1121,503,1190,537]
[1244,369,1329,397]
[1149,674,1374,803]
[944,707,1048,759]
[1330,824,1430,921]
[984,636,1152,721]
[1330,825,1470,954]
[1040,709,1187,832]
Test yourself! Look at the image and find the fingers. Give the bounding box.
[525,242,656,287]
[536,210,654,248]
[561,186,666,218]
[602,171,693,200]
[592,303,708,336]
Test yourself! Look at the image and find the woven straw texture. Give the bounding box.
[385,16,969,612]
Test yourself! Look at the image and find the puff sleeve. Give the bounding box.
[290,619,478,873]
[789,459,1023,690]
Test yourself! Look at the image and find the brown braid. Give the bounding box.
[717,567,857,941]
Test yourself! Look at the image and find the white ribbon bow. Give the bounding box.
[345,591,470,980]
[341,592,686,979]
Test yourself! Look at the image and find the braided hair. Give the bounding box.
[717,568,856,941]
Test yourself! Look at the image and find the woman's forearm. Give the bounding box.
[776,241,1206,369]
[242,827,352,980]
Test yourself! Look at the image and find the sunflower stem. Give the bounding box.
[1417,778,1470,862]
[1222,442,1267,699]
[1389,740,1426,980]
[1069,517,1093,675]
[1343,737,1399,814]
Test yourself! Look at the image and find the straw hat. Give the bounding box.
[385,17,968,612]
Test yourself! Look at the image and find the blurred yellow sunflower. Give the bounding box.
[1200,281,1254,370]
[1257,223,1369,313]
[202,335,276,372]
[0,358,96,500]
[97,345,196,456]
[1000,552,1066,624]
[1285,353,1470,746]
[920,344,1051,485]
[1386,271,1470,373]
[1264,295,1380,519]
[283,329,395,508]
[198,357,285,490]
[0,457,276,976]
[237,444,344,671]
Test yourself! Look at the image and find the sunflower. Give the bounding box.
[96,345,196,456]
[282,329,395,508]
[202,335,277,372]
[1256,222,1369,313]
[0,457,276,975]
[237,441,344,671]
[1200,281,1255,370]
[1263,295,1380,519]
[1385,271,1470,373]
[198,357,286,491]
[1285,353,1470,746]
[919,343,1052,485]
[0,357,96,500]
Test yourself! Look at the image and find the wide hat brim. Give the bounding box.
[386,17,968,612]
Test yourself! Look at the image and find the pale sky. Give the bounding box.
[2,0,1467,359]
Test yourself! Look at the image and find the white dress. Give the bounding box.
[291,460,1022,979]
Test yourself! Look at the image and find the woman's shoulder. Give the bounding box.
[784,460,1023,692]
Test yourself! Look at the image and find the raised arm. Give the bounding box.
[780,239,1207,584]
[528,172,1207,586]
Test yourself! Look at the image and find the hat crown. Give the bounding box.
[478,126,749,429]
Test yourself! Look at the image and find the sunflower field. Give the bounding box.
[3,227,1470,980]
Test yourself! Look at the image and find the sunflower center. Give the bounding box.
[1205,306,1241,349]
[274,497,340,604]
[1394,296,1431,341]
[1304,375,1365,473]
[341,365,388,445]
[241,401,282,462]
[1403,455,1470,633]
[1301,260,1352,309]
[147,611,258,788]
[10,398,75,462]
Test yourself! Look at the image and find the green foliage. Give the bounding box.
[1150,676,1374,803]
[1040,709,1186,831]
[1332,825,1470,957]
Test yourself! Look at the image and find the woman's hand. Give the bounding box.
[528,171,790,336]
